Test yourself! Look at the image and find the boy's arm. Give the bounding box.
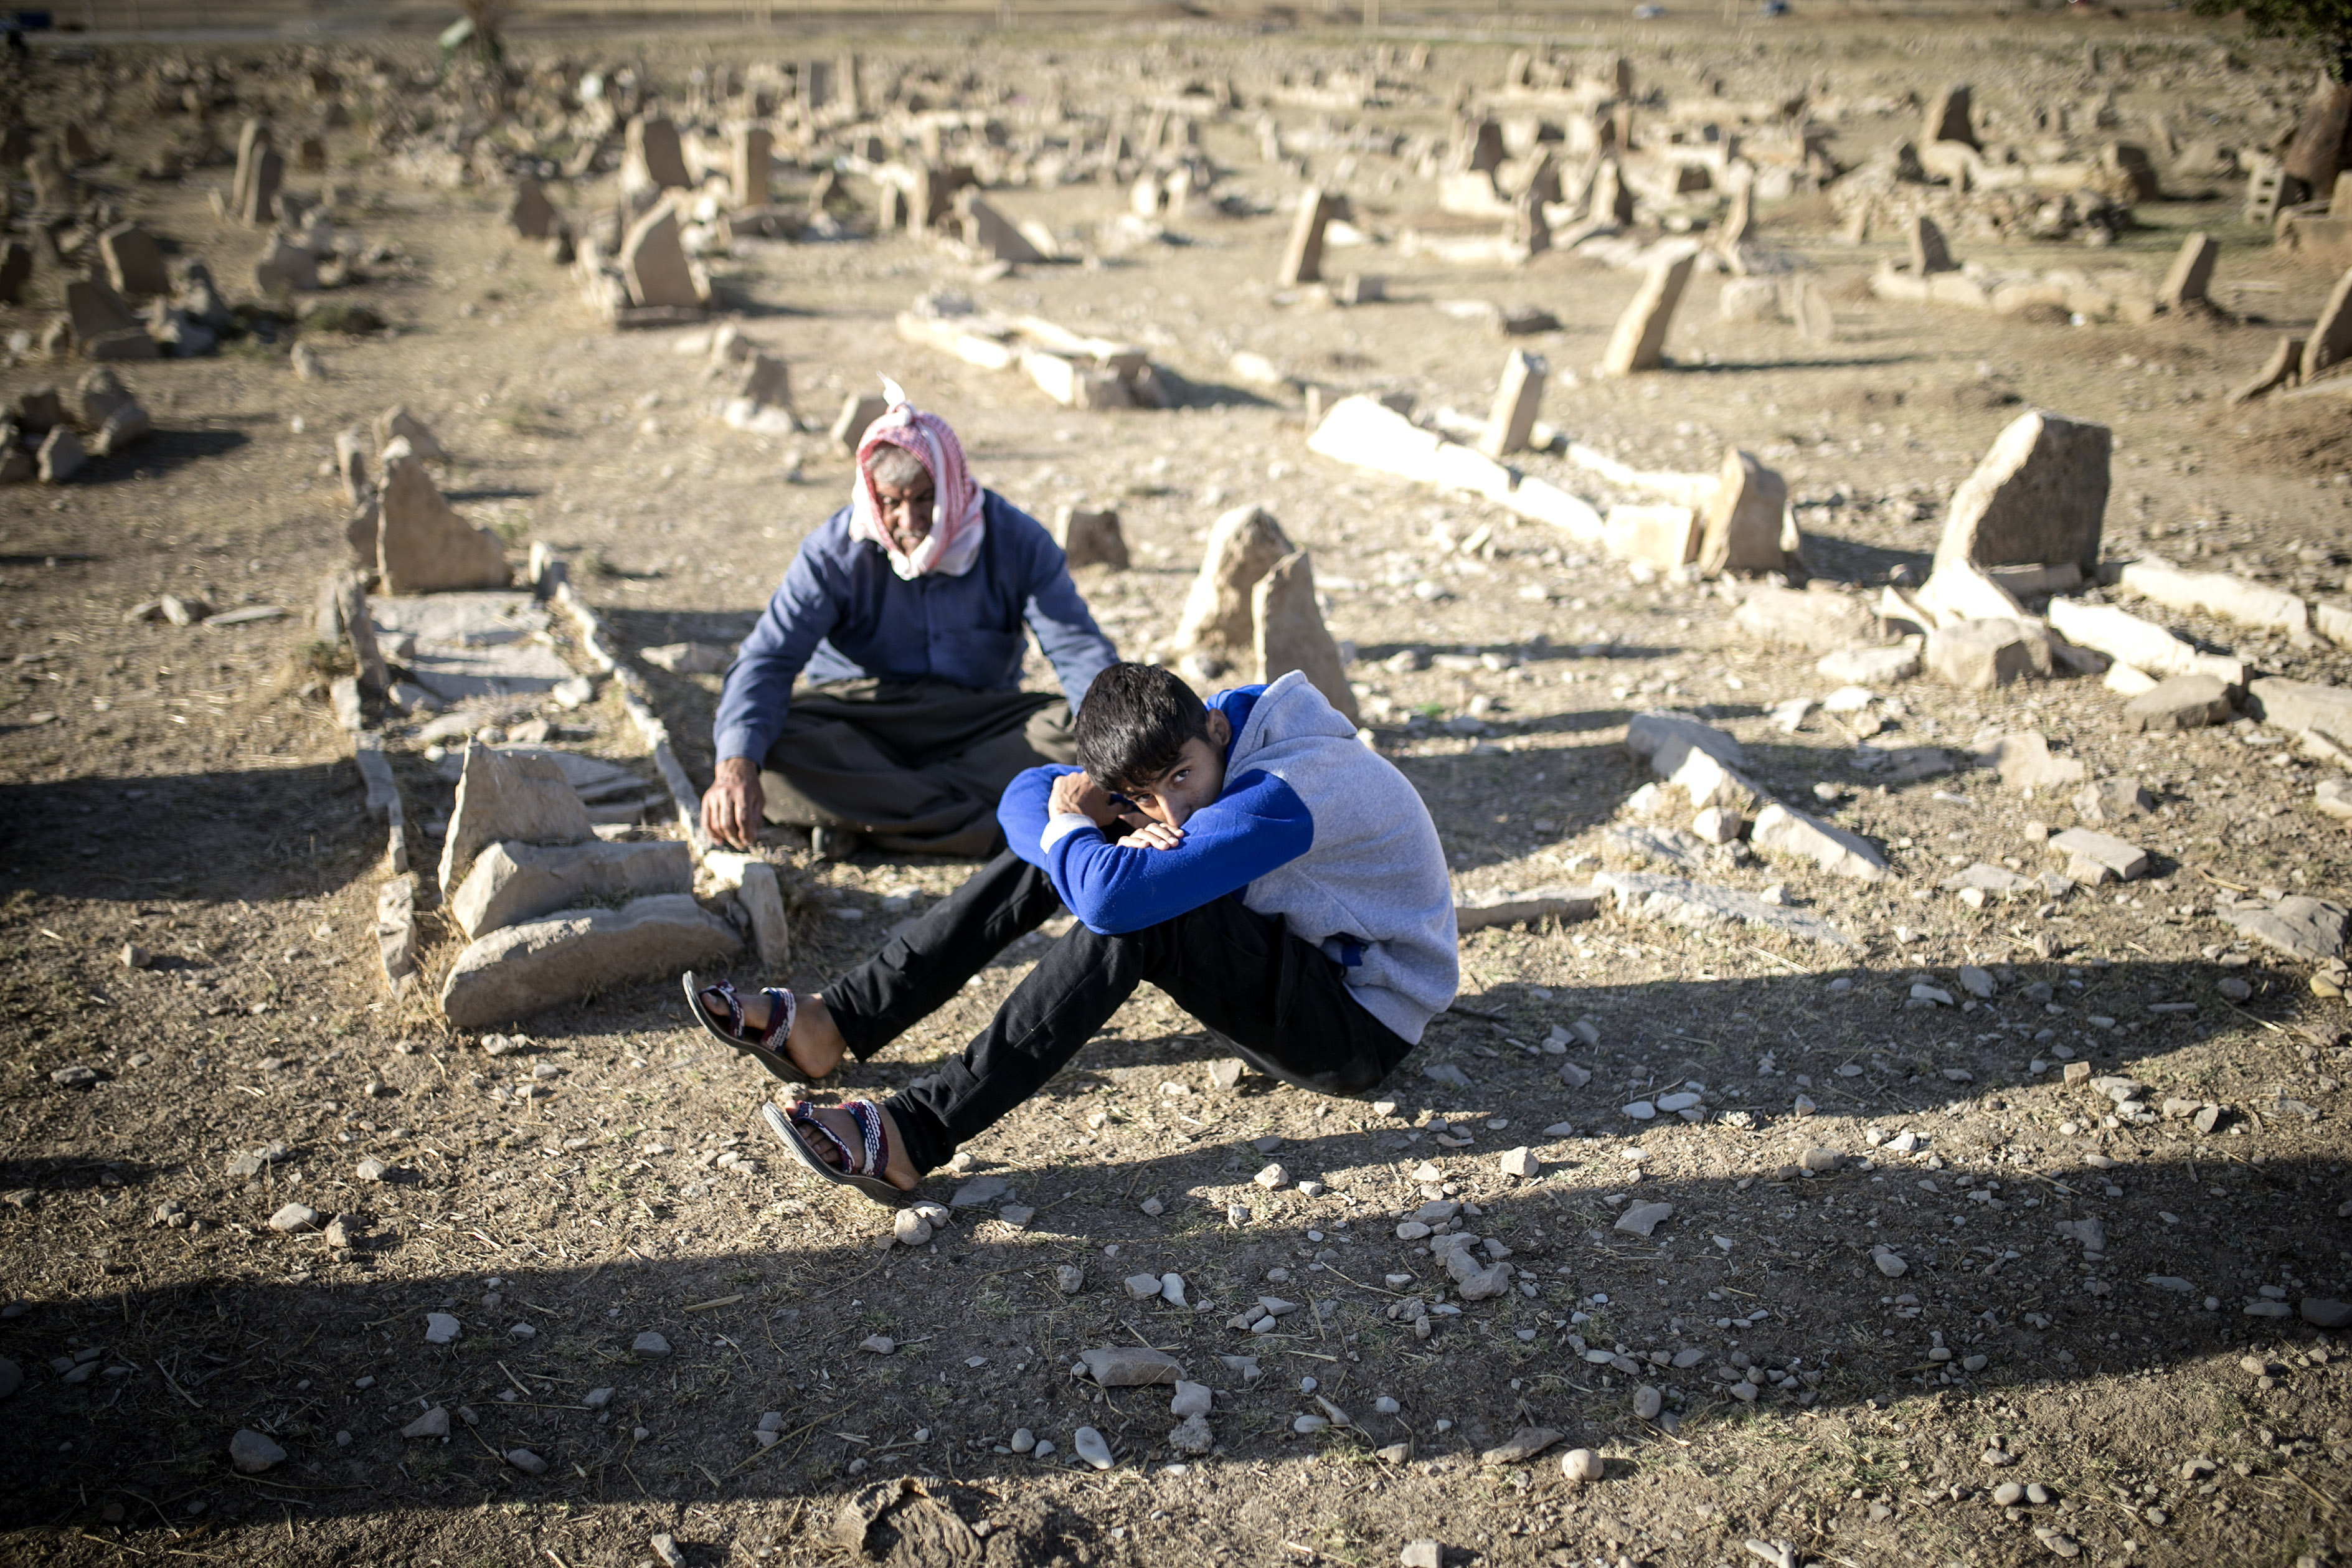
[998,763,1082,873]
[1041,769,1314,934]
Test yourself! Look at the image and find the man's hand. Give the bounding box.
[703,757,765,850]
[1047,770,1123,827]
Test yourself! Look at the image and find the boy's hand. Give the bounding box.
[1125,820,1186,852]
[1047,770,1123,827]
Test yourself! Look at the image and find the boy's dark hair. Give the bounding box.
[1074,663,1212,793]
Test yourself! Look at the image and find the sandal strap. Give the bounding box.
[790,1102,860,1173]
[698,979,747,1039]
[788,1098,890,1178]
[755,988,795,1049]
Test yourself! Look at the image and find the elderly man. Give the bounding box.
[702,389,1118,859]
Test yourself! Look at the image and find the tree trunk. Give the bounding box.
[2284,76,2352,191]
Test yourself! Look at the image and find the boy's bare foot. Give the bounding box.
[781,1100,919,1192]
[697,986,852,1081]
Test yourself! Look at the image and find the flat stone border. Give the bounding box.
[547,572,709,858]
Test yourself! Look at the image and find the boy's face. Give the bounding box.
[1115,710,1230,831]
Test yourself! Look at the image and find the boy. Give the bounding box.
[689,662,1457,1200]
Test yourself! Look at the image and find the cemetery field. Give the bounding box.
[4,7,2352,1566]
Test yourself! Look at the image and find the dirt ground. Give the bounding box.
[4,7,2351,1567]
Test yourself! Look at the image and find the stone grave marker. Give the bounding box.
[1601,250,1696,375]
[377,453,509,597]
[1934,409,2110,575]
[239,144,283,226]
[1477,349,1546,458]
[628,115,693,191]
[1910,214,1957,275]
[508,176,556,239]
[2301,265,2352,384]
[1279,187,1340,286]
[620,199,706,309]
[1054,505,1130,570]
[1176,505,1294,678]
[1922,83,1975,148]
[731,126,772,208]
[1253,550,1359,724]
[1696,448,1791,577]
[2159,232,2217,309]
[98,224,169,297]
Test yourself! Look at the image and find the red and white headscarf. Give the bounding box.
[848,378,987,580]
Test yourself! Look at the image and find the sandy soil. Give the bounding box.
[2,11,2350,1567]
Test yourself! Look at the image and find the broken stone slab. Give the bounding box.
[253,233,318,293]
[1594,871,1854,947]
[368,593,574,704]
[620,198,708,311]
[1940,862,2038,896]
[1600,248,1698,375]
[704,850,791,968]
[2073,777,2154,826]
[451,838,693,940]
[2118,558,2312,646]
[1053,505,1128,571]
[1925,618,2050,690]
[1305,395,1605,541]
[1625,710,1744,773]
[1749,803,1887,881]
[37,427,86,484]
[1455,886,1600,932]
[2229,335,2305,404]
[2221,895,2350,963]
[1614,1200,1673,1237]
[1909,213,1958,275]
[2248,677,2352,739]
[2047,828,2149,882]
[377,453,508,597]
[1970,730,2086,792]
[1696,448,1792,578]
[1076,1346,1183,1386]
[441,894,743,1029]
[1480,1428,1564,1465]
[2122,674,2236,732]
[438,740,598,899]
[2046,598,2245,687]
[1174,505,1294,679]
[956,189,1046,264]
[1818,643,1921,684]
[1732,585,1889,654]
[1934,409,2110,577]
[1253,549,1359,724]
[2160,232,2220,310]
[1603,504,1698,570]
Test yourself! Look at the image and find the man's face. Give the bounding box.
[1113,711,1231,831]
[871,470,934,555]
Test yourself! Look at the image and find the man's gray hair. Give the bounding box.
[864,444,930,491]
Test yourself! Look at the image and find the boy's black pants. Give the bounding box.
[821,848,1416,1174]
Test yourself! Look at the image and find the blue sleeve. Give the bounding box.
[712,544,841,763]
[998,764,1073,872]
[1041,769,1315,934]
[1014,522,1119,712]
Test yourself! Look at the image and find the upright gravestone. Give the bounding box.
[628,116,692,191]
[2158,232,2217,309]
[1792,276,1836,342]
[1696,448,1791,577]
[731,126,772,209]
[377,452,510,598]
[1477,349,1546,458]
[1934,409,2111,575]
[98,224,169,298]
[1054,505,1130,571]
[1176,505,1295,678]
[230,117,269,214]
[1910,214,1957,275]
[2301,265,2352,385]
[1280,187,1340,286]
[1921,83,1976,149]
[239,144,284,226]
[618,199,706,309]
[957,190,1046,263]
[1590,156,1633,225]
[508,176,557,240]
[1254,550,1360,725]
[1600,250,1697,375]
